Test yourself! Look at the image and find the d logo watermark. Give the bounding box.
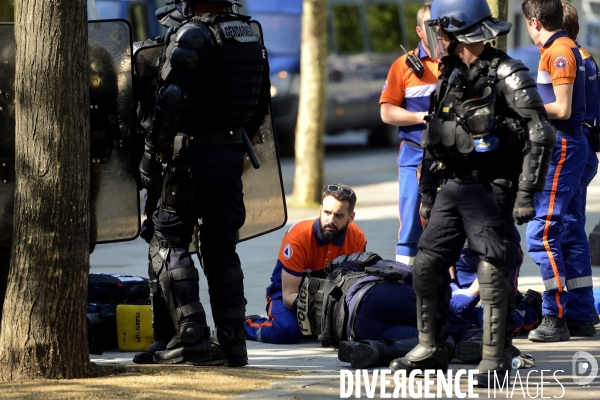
[572,351,598,385]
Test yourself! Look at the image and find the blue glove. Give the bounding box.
[450,283,477,315]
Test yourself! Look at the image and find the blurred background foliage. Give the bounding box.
[331,2,422,55]
[0,1,14,22]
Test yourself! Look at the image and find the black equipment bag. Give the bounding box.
[87,273,150,355]
[88,273,150,305]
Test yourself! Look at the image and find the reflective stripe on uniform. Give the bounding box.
[566,276,594,290]
[543,275,566,291]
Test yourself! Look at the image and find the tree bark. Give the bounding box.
[292,0,328,206]
[0,0,90,380]
[487,0,509,51]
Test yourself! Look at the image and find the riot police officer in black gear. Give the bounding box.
[137,0,270,366]
[389,0,555,387]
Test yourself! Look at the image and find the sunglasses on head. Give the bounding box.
[324,185,354,197]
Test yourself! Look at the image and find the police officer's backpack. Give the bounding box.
[87,273,150,355]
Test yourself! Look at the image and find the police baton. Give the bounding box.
[242,128,260,169]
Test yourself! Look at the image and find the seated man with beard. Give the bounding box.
[245,184,367,344]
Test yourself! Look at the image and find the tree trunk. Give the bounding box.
[292,0,328,206]
[0,0,90,380]
[487,0,509,51]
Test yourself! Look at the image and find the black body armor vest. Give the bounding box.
[302,252,412,348]
[186,13,266,132]
[422,51,524,183]
[306,268,372,348]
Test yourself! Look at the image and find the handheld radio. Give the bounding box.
[401,45,425,79]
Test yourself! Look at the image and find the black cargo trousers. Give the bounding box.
[418,178,518,335]
[152,143,246,332]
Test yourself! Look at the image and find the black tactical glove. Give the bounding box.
[419,190,436,225]
[513,190,536,225]
[140,218,155,244]
[139,137,163,198]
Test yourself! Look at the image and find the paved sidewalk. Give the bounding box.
[90,153,600,399]
[93,333,600,399]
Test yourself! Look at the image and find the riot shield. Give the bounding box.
[0,20,139,246]
[132,22,286,243]
[238,103,287,242]
[239,20,287,241]
[88,19,139,244]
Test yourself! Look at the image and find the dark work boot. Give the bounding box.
[190,340,248,367]
[475,260,512,388]
[476,352,512,388]
[390,252,450,373]
[566,319,597,337]
[215,326,248,367]
[153,322,212,365]
[338,337,419,369]
[454,328,483,363]
[132,340,168,364]
[528,315,570,342]
[390,341,453,372]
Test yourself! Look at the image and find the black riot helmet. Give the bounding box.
[425,0,512,59]
[170,0,242,16]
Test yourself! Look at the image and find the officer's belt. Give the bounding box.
[187,128,243,147]
[451,173,513,188]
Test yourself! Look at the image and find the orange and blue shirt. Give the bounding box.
[266,219,367,297]
[379,42,439,145]
[537,30,585,131]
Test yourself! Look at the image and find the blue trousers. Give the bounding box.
[396,142,424,259]
[526,132,591,321]
[562,139,598,321]
[245,281,479,345]
[353,281,477,342]
[453,236,539,334]
[244,293,301,344]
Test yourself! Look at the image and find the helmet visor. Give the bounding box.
[425,19,446,60]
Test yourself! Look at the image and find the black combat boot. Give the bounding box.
[192,326,248,367]
[338,337,420,369]
[133,292,177,364]
[476,350,512,388]
[390,252,451,373]
[133,340,169,364]
[153,322,212,364]
[566,319,597,337]
[475,261,513,388]
[215,326,248,367]
[454,328,483,363]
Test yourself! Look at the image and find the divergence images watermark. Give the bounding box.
[339,352,598,399]
[572,351,598,386]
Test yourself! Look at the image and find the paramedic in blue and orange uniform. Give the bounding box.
[245,184,367,344]
[522,0,591,343]
[559,1,599,336]
[379,2,439,265]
